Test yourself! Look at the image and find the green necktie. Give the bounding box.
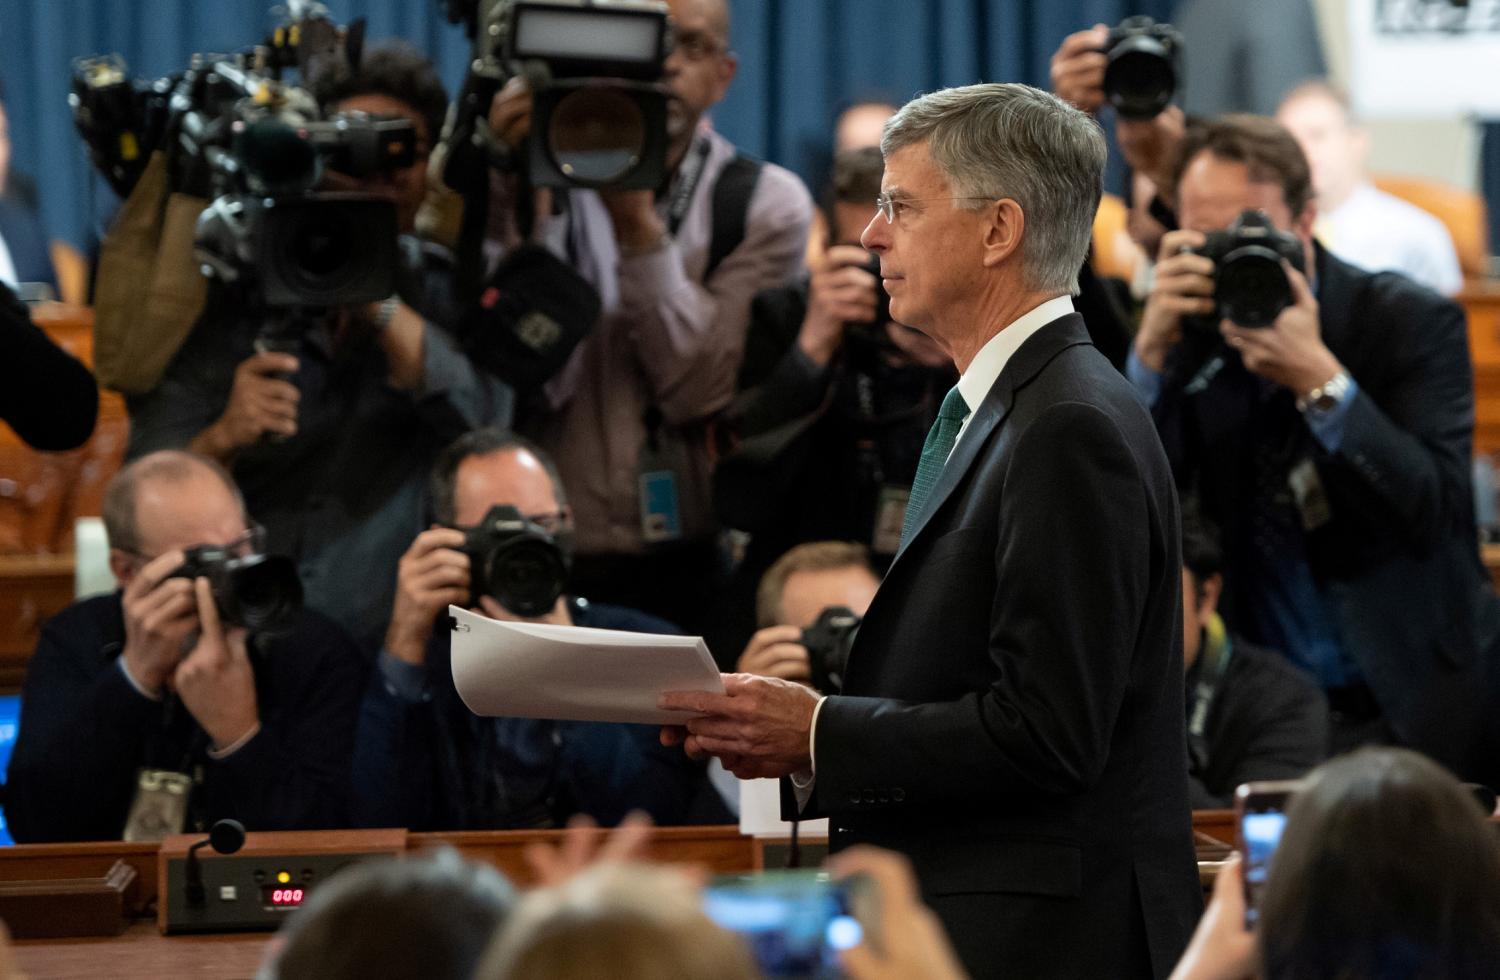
[902,385,971,545]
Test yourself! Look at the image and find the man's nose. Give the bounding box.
[861,214,888,252]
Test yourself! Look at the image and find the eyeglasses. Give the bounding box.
[874,193,995,224]
[673,30,725,62]
[525,511,568,534]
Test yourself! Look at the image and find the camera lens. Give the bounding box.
[486,539,567,618]
[1218,248,1294,328]
[223,554,303,633]
[547,88,646,186]
[292,219,355,279]
[1104,38,1176,120]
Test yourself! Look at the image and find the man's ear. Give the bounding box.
[981,198,1025,269]
[108,549,135,589]
[1198,573,1224,620]
[711,51,738,103]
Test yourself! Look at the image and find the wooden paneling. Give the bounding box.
[1464,282,1500,456]
[0,554,75,692]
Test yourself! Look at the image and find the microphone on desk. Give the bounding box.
[185,819,247,908]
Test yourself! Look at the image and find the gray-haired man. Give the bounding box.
[662,83,1201,977]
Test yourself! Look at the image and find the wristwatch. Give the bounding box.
[1296,369,1352,414]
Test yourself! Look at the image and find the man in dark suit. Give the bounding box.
[662,83,1201,978]
[1129,114,1494,780]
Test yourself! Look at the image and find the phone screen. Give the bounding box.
[703,872,864,978]
[1236,780,1300,928]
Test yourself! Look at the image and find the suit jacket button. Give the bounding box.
[876,792,890,804]
[892,788,906,802]
[849,792,862,804]
[862,791,876,804]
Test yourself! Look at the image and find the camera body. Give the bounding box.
[802,605,861,695]
[461,504,570,618]
[1102,16,1183,120]
[1189,210,1306,329]
[170,547,304,634]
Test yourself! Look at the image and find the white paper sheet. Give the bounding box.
[448,605,724,725]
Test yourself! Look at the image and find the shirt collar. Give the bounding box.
[955,294,1075,415]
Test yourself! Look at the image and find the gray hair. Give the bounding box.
[881,82,1106,294]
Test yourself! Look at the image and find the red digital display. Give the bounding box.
[262,886,306,907]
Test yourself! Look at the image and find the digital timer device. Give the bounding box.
[159,829,405,934]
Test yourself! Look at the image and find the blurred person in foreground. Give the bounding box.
[1170,747,1500,980]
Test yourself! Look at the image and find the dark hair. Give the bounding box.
[1258,748,1500,980]
[430,428,567,526]
[1180,500,1223,586]
[268,849,515,980]
[1170,114,1314,218]
[308,41,448,148]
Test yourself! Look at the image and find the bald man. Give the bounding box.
[6,450,366,842]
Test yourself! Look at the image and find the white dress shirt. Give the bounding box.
[0,229,19,290]
[1318,182,1463,296]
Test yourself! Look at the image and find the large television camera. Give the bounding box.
[438,0,675,191]
[70,1,418,315]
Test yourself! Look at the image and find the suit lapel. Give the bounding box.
[888,314,1094,572]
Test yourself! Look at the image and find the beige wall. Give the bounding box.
[1310,0,1481,191]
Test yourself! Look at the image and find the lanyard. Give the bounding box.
[665,136,712,237]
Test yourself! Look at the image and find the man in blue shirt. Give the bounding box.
[351,428,720,830]
[1128,114,1492,777]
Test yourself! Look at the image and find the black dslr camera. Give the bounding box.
[1101,16,1183,120]
[802,606,861,695]
[1190,210,1306,329]
[462,505,570,618]
[170,546,304,634]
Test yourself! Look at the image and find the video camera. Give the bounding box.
[461,504,571,617]
[70,1,417,313]
[802,605,860,695]
[1189,210,1306,329]
[1101,16,1183,120]
[438,0,675,190]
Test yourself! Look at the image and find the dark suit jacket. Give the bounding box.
[6,594,367,841]
[1187,637,1329,808]
[796,314,1202,979]
[0,198,56,292]
[1154,245,1492,779]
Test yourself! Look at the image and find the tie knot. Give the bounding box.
[939,386,969,423]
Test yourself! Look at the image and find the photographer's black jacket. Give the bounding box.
[5,594,367,842]
[1153,245,1496,780]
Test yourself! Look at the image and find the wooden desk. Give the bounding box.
[4,826,756,976]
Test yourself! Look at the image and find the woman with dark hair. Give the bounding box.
[1172,747,1500,979]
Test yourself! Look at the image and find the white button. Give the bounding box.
[219,885,238,902]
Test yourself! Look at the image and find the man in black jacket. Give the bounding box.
[1180,506,1328,808]
[5,451,365,841]
[0,280,96,450]
[1128,114,1494,778]
[350,429,719,830]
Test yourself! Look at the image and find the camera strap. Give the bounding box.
[1187,614,1233,774]
[665,137,713,237]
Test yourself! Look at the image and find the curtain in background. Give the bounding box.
[1,0,1493,255]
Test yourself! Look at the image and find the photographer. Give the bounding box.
[125,43,515,653]
[711,147,953,660]
[736,541,879,689]
[488,0,813,635]
[1127,114,1492,778]
[5,451,366,842]
[1180,506,1328,809]
[350,428,720,831]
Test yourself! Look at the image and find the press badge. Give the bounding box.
[871,485,911,556]
[1288,459,1332,532]
[123,768,193,841]
[639,470,683,543]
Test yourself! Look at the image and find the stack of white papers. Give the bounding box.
[448,606,724,725]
